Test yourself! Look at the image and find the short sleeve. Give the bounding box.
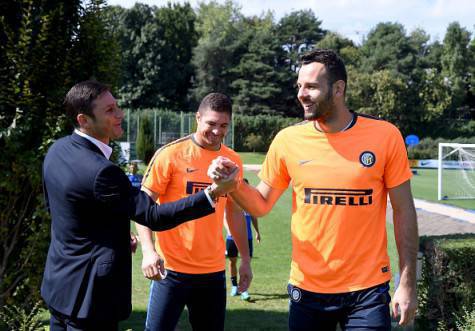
[383,125,413,188]
[142,149,172,196]
[258,131,291,190]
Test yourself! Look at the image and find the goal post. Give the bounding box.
[437,143,475,200]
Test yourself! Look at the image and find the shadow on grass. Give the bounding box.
[244,292,288,303]
[118,309,288,331]
[119,310,147,331]
[43,307,410,331]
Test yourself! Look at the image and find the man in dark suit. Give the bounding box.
[41,80,237,330]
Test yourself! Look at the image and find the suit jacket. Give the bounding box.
[41,133,214,322]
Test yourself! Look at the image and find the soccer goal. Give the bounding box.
[437,143,475,200]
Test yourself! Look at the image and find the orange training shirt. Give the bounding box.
[259,114,412,293]
[142,135,242,274]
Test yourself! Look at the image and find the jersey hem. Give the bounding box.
[289,276,392,294]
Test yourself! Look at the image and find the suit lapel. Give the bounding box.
[71,132,106,158]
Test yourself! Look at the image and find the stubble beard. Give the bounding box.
[303,97,334,121]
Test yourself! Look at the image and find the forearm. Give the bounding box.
[229,182,276,217]
[227,205,251,262]
[251,217,259,232]
[393,205,418,288]
[136,223,155,252]
[136,190,214,231]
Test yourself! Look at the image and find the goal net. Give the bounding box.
[438,143,475,200]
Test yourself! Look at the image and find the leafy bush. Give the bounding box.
[234,114,300,152]
[0,301,43,331]
[244,133,266,152]
[416,234,475,330]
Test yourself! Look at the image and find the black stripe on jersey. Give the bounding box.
[354,112,382,121]
[344,112,382,131]
[142,135,193,182]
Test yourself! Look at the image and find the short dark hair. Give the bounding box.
[300,49,347,93]
[64,80,110,127]
[198,93,232,116]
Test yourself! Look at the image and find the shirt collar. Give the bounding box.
[74,129,113,160]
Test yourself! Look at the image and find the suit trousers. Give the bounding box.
[49,308,119,331]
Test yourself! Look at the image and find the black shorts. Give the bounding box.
[226,238,253,258]
[287,282,391,330]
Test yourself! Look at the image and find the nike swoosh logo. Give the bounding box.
[298,160,314,165]
[186,168,198,173]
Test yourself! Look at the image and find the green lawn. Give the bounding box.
[119,170,401,330]
[41,153,450,330]
[239,152,266,165]
[411,168,474,210]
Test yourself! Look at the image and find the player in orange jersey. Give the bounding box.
[209,49,418,330]
[136,93,252,331]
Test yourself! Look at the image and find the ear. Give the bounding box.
[334,80,346,97]
[77,113,90,129]
[195,111,201,123]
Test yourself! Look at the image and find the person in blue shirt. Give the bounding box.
[225,178,261,301]
[127,162,143,188]
[126,162,143,252]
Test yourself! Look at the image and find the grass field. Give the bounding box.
[39,153,471,330]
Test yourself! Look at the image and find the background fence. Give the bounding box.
[119,109,234,161]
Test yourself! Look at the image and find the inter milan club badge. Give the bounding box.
[359,151,376,167]
[291,287,302,302]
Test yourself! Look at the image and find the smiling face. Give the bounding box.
[297,62,335,121]
[194,108,230,151]
[79,91,124,144]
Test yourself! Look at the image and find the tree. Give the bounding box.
[191,0,242,104]
[360,22,417,76]
[276,10,326,71]
[316,31,360,66]
[441,22,472,119]
[106,3,198,110]
[135,114,155,164]
[0,0,120,309]
[229,14,288,115]
[347,68,419,135]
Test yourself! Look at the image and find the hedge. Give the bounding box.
[416,234,475,330]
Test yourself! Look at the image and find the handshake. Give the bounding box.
[206,156,241,199]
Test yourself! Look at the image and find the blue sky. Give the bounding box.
[107,0,474,44]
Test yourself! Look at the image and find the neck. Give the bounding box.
[192,133,220,151]
[314,107,352,133]
[78,128,109,145]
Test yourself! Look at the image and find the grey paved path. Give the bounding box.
[387,205,475,236]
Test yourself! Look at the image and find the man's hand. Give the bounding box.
[141,248,165,281]
[130,232,138,254]
[255,231,261,243]
[207,157,240,197]
[208,156,238,182]
[392,283,417,326]
[238,258,253,293]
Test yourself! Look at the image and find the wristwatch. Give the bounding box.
[205,185,219,203]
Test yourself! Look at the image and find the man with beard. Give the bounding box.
[136,93,252,331]
[208,49,418,330]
